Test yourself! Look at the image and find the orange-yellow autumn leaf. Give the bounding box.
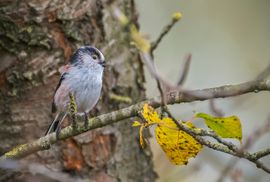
[132,104,161,148]
[196,113,242,141]
[156,118,202,165]
[140,104,161,124]
[134,104,202,165]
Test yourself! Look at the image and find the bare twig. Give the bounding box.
[243,117,270,150]
[217,159,238,182]
[151,12,182,53]
[253,148,270,159]
[111,5,184,107]
[209,99,224,117]
[140,53,170,107]
[148,11,184,105]
[177,53,192,86]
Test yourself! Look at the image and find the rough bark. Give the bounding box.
[0,0,156,181]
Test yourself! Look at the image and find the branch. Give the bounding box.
[0,78,270,161]
[149,12,183,106]
[253,148,270,159]
[176,53,192,86]
[151,12,182,53]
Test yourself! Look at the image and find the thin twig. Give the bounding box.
[253,148,270,159]
[151,13,181,53]
[177,53,192,86]
[142,53,168,106]
[209,99,224,117]
[111,5,184,106]
[148,11,182,106]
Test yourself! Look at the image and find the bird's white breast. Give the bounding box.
[67,66,103,113]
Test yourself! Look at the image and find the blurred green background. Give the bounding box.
[136,0,270,182]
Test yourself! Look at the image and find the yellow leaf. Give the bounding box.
[196,113,242,141]
[136,104,202,164]
[141,104,161,125]
[140,125,146,148]
[132,121,146,148]
[133,104,159,148]
[132,121,142,127]
[156,118,202,165]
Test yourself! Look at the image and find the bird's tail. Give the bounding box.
[45,112,67,136]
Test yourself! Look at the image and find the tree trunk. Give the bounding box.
[0,0,156,181]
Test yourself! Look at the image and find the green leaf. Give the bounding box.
[196,113,242,141]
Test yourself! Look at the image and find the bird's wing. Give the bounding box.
[52,65,70,113]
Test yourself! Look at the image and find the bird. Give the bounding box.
[45,46,106,136]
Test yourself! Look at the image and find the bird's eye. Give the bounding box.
[92,54,98,60]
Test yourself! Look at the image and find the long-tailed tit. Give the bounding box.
[45,46,105,136]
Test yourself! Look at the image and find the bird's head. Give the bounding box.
[70,46,106,69]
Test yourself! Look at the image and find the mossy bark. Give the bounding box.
[0,0,156,181]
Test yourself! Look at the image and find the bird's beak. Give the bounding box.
[99,60,106,67]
